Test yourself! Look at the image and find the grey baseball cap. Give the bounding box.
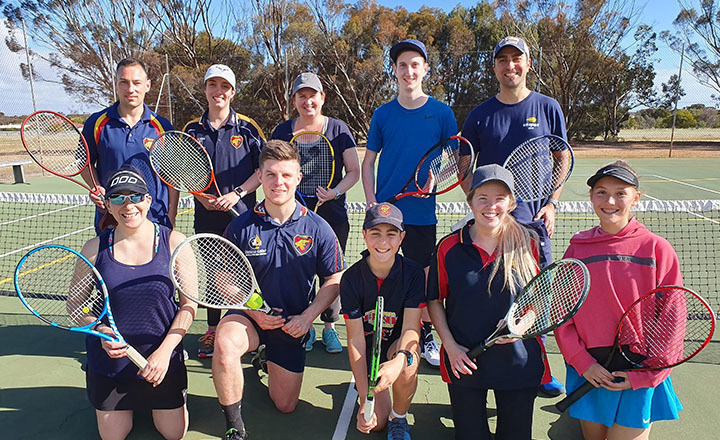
[292,72,323,96]
[493,36,530,59]
[469,164,515,194]
[363,203,404,231]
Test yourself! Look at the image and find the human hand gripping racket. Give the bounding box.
[291,131,335,212]
[14,245,148,370]
[465,258,590,360]
[386,136,474,203]
[363,296,384,423]
[169,233,279,316]
[149,130,239,218]
[555,285,716,412]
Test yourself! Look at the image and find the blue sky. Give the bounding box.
[0,0,708,116]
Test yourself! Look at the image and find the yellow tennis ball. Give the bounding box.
[246,292,263,310]
[82,306,90,314]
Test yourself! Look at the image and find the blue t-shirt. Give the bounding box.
[461,91,567,224]
[271,117,356,223]
[224,201,346,317]
[366,97,457,225]
[82,102,174,230]
[184,109,265,234]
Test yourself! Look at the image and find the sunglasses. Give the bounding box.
[106,193,146,205]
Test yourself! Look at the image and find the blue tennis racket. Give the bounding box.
[14,244,147,370]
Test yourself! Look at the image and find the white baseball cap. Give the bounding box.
[204,64,236,89]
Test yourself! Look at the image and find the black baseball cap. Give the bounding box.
[363,203,404,231]
[105,169,149,197]
[389,39,428,63]
[586,164,639,188]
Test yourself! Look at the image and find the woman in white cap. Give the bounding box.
[80,167,196,439]
[270,72,360,354]
[184,64,266,359]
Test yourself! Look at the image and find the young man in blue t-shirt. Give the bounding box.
[361,39,457,368]
[460,36,568,397]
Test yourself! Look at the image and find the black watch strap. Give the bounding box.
[393,349,414,367]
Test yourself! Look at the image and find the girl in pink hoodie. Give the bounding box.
[556,160,683,440]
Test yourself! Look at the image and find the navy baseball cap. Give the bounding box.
[493,36,530,58]
[363,203,404,231]
[105,169,148,197]
[586,164,639,188]
[389,39,428,63]
[469,164,515,194]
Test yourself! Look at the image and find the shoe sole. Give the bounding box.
[198,353,214,359]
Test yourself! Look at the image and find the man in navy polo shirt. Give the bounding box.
[184,64,265,359]
[212,140,345,440]
[81,58,177,233]
[460,36,568,397]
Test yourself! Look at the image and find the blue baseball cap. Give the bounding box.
[493,36,530,59]
[469,164,515,194]
[390,39,428,63]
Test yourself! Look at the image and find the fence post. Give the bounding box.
[669,43,685,158]
[110,41,116,103]
[165,54,173,125]
[21,19,37,113]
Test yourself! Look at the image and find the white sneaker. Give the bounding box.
[421,339,441,367]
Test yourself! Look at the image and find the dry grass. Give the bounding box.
[573,141,720,158]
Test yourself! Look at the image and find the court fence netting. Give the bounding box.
[1,193,718,363]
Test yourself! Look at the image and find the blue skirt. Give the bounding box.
[565,364,682,428]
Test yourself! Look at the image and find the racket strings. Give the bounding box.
[172,237,256,307]
[415,140,473,193]
[505,136,572,201]
[16,247,104,328]
[619,287,714,368]
[509,260,588,336]
[294,134,333,195]
[23,113,88,175]
[150,133,213,192]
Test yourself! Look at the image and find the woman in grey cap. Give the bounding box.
[270,72,360,354]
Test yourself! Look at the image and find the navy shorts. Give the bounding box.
[230,310,308,373]
[401,224,437,268]
[86,369,188,411]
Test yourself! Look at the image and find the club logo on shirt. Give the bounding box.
[230,135,243,149]
[143,138,154,150]
[293,235,314,255]
[245,233,267,257]
[523,116,540,130]
[249,235,262,249]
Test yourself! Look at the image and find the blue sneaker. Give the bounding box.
[538,375,566,397]
[322,328,343,353]
[305,326,316,352]
[387,417,411,440]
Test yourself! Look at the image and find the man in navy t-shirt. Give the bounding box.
[460,36,568,397]
[212,140,345,440]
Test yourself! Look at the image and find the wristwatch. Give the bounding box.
[333,188,341,199]
[233,186,247,199]
[392,349,414,367]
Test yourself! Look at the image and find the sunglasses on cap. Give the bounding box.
[106,193,146,205]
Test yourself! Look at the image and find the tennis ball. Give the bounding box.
[246,292,263,310]
[82,306,90,314]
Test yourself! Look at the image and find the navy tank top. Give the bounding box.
[86,224,184,378]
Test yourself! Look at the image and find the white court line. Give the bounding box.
[331,375,358,440]
[0,226,94,261]
[0,203,85,227]
[650,174,720,196]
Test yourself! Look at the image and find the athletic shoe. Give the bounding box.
[197,330,215,358]
[421,339,441,368]
[182,349,189,361]
[251,345,268,374]
[224,427,248,440]
[387,417,411,440]
[305,326,316,352]
[538,375,566,398]
[321,328,343,353]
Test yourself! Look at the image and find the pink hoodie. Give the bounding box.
[556,217,683,389]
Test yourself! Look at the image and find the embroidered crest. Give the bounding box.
[526,117,537,123]
[378,204,392,216]
[231,135,243,149]
[293,235,314,255]
[143,138,154,151]
[249,235,262,249]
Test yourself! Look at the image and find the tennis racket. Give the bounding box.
[149,130,239,218]
[364,295,384,423]
[556,285,715,412]
[14,244,147,370]
[386,136,474,203]
[169,233,277,314]
[466,258,590,360]
[502,134,573,203]
[291,131,335,212]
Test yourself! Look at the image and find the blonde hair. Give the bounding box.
[467,186,539,295]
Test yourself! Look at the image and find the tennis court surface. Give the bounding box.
[1,160,719,439]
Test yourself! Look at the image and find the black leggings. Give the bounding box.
[448,383,537,440]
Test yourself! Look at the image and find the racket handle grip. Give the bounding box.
[363,396,375,423]
[229,207,239,218]
[466,344,488,360]
[555,380,594,412]
[125,345,148,371]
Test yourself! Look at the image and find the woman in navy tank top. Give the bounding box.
[79,168,196,440]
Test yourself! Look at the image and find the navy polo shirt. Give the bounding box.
[270,117,356,223]
[184,110,265,233]
[340,251,426,349]
[427,223,546,390]
[224,201,346,317]
[82,102,174,229]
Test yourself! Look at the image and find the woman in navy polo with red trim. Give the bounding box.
[427,165,551,440]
